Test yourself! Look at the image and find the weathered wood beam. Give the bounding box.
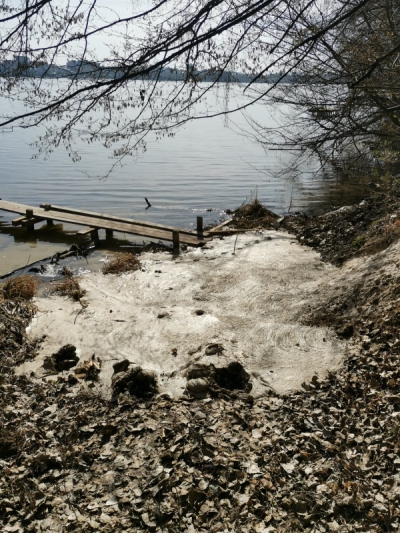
[172,230,180,253]
[12,215,26,226]
[20,216,44,227]
[1,200,209,246]
[205,219,233,235]
[39,202,199,237]
[77,227,96,236]
[197,216,203,234]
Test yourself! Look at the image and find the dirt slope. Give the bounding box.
[1,193,400,532]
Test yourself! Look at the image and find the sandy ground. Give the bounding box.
[24,230,346,397]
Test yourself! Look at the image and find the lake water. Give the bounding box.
[0,83,367,275]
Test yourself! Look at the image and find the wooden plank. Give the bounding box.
[21,216,44,227]
[205,218,233,235]
[13,215,44,227]
[0,200,209,246]
[39,203,197,237]
[77,227,96,235]
[206,229,248,236]
[2,200,203,245]
[12,215,26,226]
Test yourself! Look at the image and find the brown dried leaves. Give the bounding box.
[2,350,399,533]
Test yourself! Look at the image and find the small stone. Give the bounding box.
[187,378,209,393]
[205,343,224,355]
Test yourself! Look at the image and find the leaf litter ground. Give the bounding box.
[1,192,400,532]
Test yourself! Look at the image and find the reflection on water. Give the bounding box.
[296,172,373,215]
[0,83,370,275]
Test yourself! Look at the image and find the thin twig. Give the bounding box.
[233,235,239,255]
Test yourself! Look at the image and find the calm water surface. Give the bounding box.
[0,84,367,274]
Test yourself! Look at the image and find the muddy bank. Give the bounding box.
[282,183,400,266]
[22,231,345,397]
[279,184,400,342]
[2,194,400,532]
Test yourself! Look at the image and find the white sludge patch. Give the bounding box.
[25,231,345,397]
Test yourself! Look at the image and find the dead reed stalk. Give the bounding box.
[50,276,86,302]
[233,197,278,229]
[102,253,141,275]
[1,275,37,301]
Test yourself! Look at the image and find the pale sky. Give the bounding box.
[66,0,150,62]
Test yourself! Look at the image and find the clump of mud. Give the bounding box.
[112,366,159,398]
[214,362,251,391]
[74,357,101,381]
[46,344,79,372]
[185,362,252,396]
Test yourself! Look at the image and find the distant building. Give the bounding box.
[66,59,100,75]
[0,55,31,75]
[13,55,30,66]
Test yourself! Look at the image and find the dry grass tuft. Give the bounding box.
[1,275,37,301]
[50,276,86,301]
[233,197,278,229]
[102,253,141,275]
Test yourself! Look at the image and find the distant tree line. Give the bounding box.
[0,0,398,173]
[0,55,299,83]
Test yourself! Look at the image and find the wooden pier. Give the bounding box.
[0,199,213,249]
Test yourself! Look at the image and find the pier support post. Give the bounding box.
[106,229,113,240]
[90,229,99,241]
[172,230,180,254]
[46,219,54,227]
[197,216,203,234]
[25,209,35,233]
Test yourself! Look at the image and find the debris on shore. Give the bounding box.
[102,253,141,275]
[1,190,400,532]
[1,275,37,301]
[231,197,278,229]
[49,275,86,302]
[283,183,400,265]
[0,276,39,375]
